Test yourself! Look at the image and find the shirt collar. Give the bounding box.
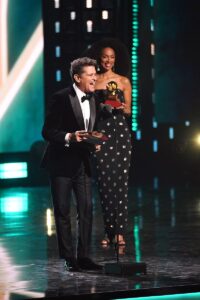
[73,83,86,101]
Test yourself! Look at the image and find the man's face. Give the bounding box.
[74,66,97,93]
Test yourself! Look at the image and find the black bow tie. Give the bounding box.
[81,93,93,102]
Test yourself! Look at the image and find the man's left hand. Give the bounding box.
[95,144,101,152]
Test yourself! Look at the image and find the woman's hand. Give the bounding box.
[115,102,126,111]
[115,102,131,116]
[123,103,131,116]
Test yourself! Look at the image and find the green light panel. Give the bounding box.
[132,0,139,131]
[133,216,141,262]
[0,193,28,213]
[150,0,154,7]
[116,291,200,300]
[0,162,28,179]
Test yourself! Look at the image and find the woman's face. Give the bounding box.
[100,47,115,71]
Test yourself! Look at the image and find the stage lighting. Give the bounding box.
[151,43,155,55]
[153,140,158,152]
[169,127,174,140]
[0,193,28,214]
[0,21,43,121]
[56,70,61,82]
[136,130,141,140]
[0,162,28,179]
[46,208,54,236]
[86,0,92,8]
[70,11,76,20]
[132,0,139,131]
[152,119,158,128]
[102,10,109,20]
[54,0,60,9]
[86,20,93,32]
[185,120,190,126]
[55,46,61,57]
[195,134,200,146]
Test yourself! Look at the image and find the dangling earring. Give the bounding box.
[97,65,100,72]
[112,65,115,72]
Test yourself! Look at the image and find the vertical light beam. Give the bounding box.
[0,0,8,86]
[0,22,44,120]
[132,0,139,131]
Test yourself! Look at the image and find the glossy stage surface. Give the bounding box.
[1,177,200,300]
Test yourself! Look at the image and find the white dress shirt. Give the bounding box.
[65,84,91,145]
[73,83,90,131]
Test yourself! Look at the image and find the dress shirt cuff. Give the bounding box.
[64,133,72,147]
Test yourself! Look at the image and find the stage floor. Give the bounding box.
[1,177,200,300]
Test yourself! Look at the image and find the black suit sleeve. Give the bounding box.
[42,93,67,144]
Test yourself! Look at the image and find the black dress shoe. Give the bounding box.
[64,258,81,272]
[77,257,103,271]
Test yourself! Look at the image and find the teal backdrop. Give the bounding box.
[0,0,44,153]
[154,0,200,124]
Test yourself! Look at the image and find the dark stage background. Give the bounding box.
[154,0,200,124]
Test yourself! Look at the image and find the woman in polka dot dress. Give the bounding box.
[87,38,132,246]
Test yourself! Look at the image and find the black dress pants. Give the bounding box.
[50,164,92,259]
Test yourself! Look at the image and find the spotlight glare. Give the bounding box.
[54,0,60,8]
[86,0,92,8]
[70,11,76,20]
[86,20,93,32]
[102,10,109,20]
[195,134,200,146]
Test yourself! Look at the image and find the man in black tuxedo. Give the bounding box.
[41,57,102,272]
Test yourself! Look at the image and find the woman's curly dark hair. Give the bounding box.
[82,38,131,78]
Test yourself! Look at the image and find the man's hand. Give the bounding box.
[95,144,101,152]
[69,131,89,142]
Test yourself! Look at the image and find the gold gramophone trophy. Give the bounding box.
[104,81,122,108]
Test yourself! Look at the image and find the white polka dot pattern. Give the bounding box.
[95,100,132,238]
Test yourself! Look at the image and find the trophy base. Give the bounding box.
[104,100,122,108]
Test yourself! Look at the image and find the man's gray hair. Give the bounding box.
[70,57,97,81]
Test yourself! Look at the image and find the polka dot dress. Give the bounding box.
[94,90,132,240]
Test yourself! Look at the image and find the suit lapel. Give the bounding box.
[88,97,96,131]
[69,87,85,130]
[68,86,96,131]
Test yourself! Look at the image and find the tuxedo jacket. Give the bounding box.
[41,86,96,177]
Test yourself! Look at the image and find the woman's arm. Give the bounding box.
[122,77,132,116]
